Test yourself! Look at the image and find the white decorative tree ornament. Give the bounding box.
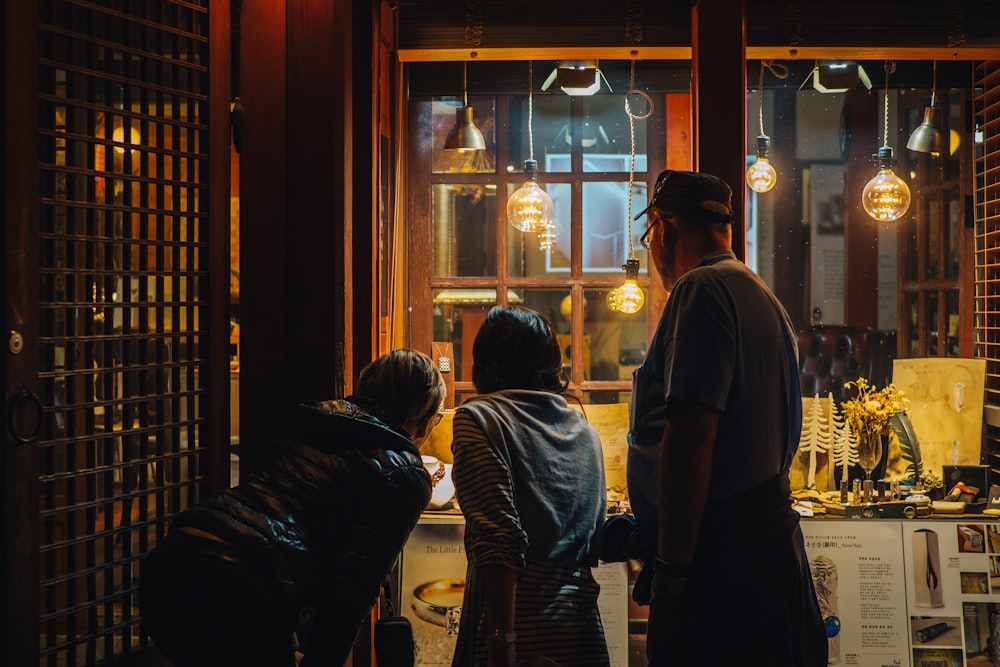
[830,393,858,485]
[799,393,832,489]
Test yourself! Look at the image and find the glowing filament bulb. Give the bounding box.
[606,258,645,314]
[862,147,911,222]
[745,136,777,193]
[507,159,554,233]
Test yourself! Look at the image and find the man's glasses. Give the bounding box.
[637,171,671,250]
[639,219,658,250]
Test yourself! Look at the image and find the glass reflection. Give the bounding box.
[432,183,497,277]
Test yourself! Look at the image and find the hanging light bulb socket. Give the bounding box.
[607,258,645,315]
[746,134,777,193]
[863,146,911,222]
[507,159,554,233]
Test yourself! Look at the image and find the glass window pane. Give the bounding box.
[945,89,962,181]
[906,292,919,357]
[583,287,648,393]
[432,289,501,382]
[431,97,495,174]
[506,181,568,274]
[927,291,939,356]
[510,94,572,174]
[946,189,961,280]
[432,183,497,277]
[926,199,940,280]
[582,96,647,173]
[945,289,959,357]
[904,212,919,283]
[582,181,648,277]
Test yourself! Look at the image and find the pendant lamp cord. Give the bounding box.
[462,61,469,108]
[882,61,896,147]
[756,60,788,137]
[625,60,652,261]
[528,61,534,161]
[758,63,766,137]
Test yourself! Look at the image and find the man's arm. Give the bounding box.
[656,399,720,567]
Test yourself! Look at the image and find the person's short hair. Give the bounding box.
[355,349,445,430]
[634,169,734,227]
[471,306,566,394]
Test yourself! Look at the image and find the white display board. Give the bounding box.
[804,519,1000,667]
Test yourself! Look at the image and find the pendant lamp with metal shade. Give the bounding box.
[905,60,946,156]
[444,61,486,152]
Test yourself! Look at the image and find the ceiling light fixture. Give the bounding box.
[746,61,780,194]
[444,61,486,152]
[906,60,946,156]
[863,61,911,222]
[808,60,873,94]
[507,61,555,237]
[607,61,652,315]
[541,60,610,97]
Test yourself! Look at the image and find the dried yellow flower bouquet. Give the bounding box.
[841,378,910,480]
[841,378,909,435]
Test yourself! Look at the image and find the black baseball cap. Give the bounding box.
[633,170,734,223]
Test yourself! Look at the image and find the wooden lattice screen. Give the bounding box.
[974,61,1000,478]
[36,2,210,663]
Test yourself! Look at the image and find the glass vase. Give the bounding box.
[857,427,884,481]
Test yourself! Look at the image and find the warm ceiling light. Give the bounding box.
[746,136,777,193]
[607,258,645,315]
[746,62,778,194]
[906,61,945,156]
[811,61,872,93]
[863,147,911,221]
[863,62,910,222]
[541,60,607,96]
[507,63,554,236]
[608,61,650,315]
[444,61,486,152]
[507,159,553,233]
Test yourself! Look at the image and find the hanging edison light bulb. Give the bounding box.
[746,135,777,193]
[507,159,554,232]
[507,62,555,234]
[863,146,911,221]
[606,258,645,314]
[607,62,652,315]
[745,62,779,193]
[863,62,910,222]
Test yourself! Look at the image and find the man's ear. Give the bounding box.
[661,215,679,244]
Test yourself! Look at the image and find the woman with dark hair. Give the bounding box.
[450,306,610,667]
[139,349,446,667]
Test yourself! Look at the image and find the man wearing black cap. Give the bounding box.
[626,170,827,665]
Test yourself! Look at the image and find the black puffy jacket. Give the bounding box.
[171,399,432,665]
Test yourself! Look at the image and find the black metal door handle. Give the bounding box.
[8,385,43,443]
